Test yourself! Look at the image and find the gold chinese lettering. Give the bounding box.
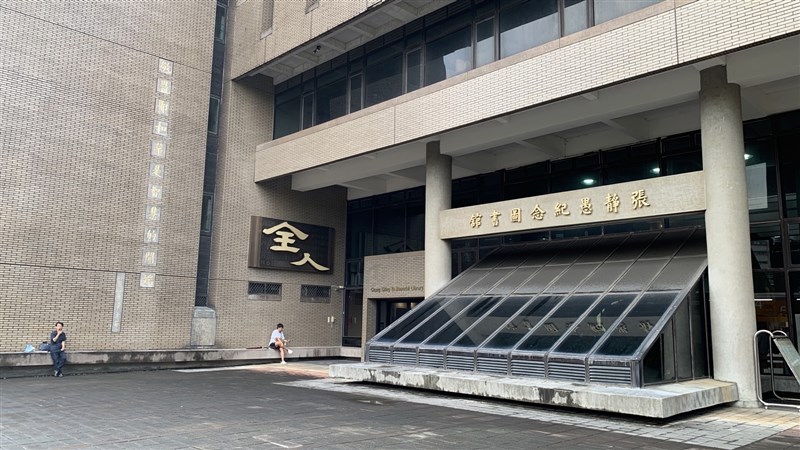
[146,205,161,221]
[510,208,522,223]
[469,213,483,228]
[605,193,620,213]
[149,163,164,178]
[531,204,546,221]
[290,253,330,271]
[148,184,162,200]
[142,250,157,266]
[632,189,650,210]
[554,202,570,217]
[491,210,501,227]
[579,197,592,215]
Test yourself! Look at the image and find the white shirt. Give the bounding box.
[269,329,285,345]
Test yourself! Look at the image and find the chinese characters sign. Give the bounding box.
[440,172,705,240]
[248,217,334,272]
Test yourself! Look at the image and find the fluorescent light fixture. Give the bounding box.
[582,178,596,186]
[754,298,773,302]
[650,167,661,174]
[744,153,753,160]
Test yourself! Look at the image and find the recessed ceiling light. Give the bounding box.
[582,178,595,186]
[650,167,661,174]
[744,153,753,160]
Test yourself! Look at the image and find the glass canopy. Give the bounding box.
[367,228,710,387]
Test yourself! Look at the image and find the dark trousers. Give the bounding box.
[50,351,66,373]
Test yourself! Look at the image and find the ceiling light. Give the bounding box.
[582,178,596,186]
[744,153,753,160]
[650,167,661,174]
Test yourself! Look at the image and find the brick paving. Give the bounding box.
[1,360,798,449]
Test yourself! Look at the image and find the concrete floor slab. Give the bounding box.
[330,362,739,418]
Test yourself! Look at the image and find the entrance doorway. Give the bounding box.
[377,299,421,334]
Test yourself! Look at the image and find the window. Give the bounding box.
[365,44,403,107]
[349,73,363,113]
[405,48,422,93]
[593,0,660,25]
[300,285,332,303]
[200,193,214,233]
[425,27,472,86]
[475,17,495,68]
[305,0,319,13]
[261,0,274,38]
[316,68,347,124]
[248,282,282,301]
[274,86,301,139]
[302,92,314,129]
[500,0,559,58]
[207,96,220,134]
[562,0,588,35]
[214,4,227,43]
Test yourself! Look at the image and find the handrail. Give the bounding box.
[753,329,800,411]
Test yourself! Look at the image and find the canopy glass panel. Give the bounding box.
[366,228,710,387]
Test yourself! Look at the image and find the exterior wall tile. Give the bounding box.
[0,4,213,351]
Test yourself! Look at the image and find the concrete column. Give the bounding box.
[424,141,452,297]
[700,65,758,406]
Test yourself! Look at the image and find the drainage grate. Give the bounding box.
[367,348,390,363]
[548,361,586,382]
[477,356,508,375]
[392,349,417,366]
[510,359,545,378]
[446,354,475,372]
[418,352,444,368]
[588,365,632,384]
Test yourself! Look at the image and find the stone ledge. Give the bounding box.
[1,346,361,378]
[329,362,739,419]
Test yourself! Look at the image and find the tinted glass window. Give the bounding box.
[349,74,363,113]
[425,296,503,345]
[563,0,587,35]
[374,296,451,342]
[454,295,532,347]
[516,294,599,352]
[475,18,495,67]
[483,295,563,349]
[595,291,678,356]
[400,296,479,344]
[554,293,636,354]
[745,139,779,222]
[593,0,660,25]
[365,44,403,107]
[425,27,472,86]
[406,48,422,92]
[316,71,347,125]
[274,88,301,139]
[500,0,559,58]
[778,133,800,218]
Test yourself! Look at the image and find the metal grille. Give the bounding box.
[248,282,281,301]
[418,352,444,369]
[548,361,586,382]
[392,349,417,366]
[300,285,331,303]
[367,348,390,363]
[477,356,509,375]
[589,366,632,384]
[446,354,475,372]
[511,359,545,378]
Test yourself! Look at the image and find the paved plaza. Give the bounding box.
[1,360,798,449]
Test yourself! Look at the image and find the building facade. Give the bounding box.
[2,0,799,408]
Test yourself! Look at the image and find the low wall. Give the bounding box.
[1,346,362,378]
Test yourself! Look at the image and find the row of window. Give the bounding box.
[273,0,661,139]
[248,282,332,303]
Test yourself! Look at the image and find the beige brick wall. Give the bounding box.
[254,0,799,181]
[0,3,214,351]
[211,13,348,349]
[362,252,425,343]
